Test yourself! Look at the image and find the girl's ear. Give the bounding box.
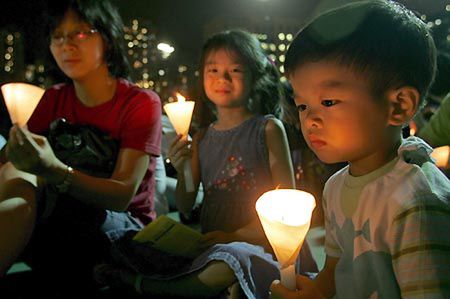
[386,86,420,126]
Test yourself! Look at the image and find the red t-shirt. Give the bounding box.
[27,79,162,224]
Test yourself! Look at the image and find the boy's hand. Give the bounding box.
[270,276,325,299]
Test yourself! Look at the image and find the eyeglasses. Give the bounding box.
[50,29,98,46]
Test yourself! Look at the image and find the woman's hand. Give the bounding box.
[167,134,192,173]
[6,125,65,183]
[199,231,235,249]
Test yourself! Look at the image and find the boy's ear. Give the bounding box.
[386,86,420,126]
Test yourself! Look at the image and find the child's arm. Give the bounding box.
[269,256,338,299]
[172,132,201,214]
[265,118,295,188]
[313,256,338,298]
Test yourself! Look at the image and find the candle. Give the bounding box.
[163,93,195,192]
[408,120,417,136]
[431,146,449,169]
[1,83,44,127]
[256,189,316,290]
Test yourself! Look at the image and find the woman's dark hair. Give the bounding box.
[46,0,130,79]
[195,29,283,128]
[285,0,436,108]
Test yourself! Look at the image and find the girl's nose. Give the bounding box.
[218,70,232,81]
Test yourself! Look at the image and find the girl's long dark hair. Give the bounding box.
[195,29,284,128]
[46,0,130,80]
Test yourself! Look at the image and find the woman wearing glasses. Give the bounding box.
[0,0,161,292]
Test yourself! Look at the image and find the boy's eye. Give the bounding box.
[206,68,217,73]
[231,68,243,73]
[297,104,307,112]
[322,99,337,107]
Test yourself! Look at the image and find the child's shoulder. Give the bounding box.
[324,166,349,189]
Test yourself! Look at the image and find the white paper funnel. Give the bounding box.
[163,93,195,192]
[256,189,316,290]
[1,83,44,127]
[163,94,195,137]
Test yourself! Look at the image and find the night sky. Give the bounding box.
[2,0,448,64]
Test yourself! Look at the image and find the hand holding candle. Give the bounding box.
[431,146,449,169]
[1,83,44,127]
[256,189,316,290]
[163,93,195,192]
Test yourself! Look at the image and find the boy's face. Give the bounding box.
[289,60,392,169]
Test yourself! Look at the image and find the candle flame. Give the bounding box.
[176,92,186,103]
[409,120,417,136]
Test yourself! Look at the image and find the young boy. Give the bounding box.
[270,1,450,298]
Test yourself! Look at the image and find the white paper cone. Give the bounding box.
[183,159,195,192]
[1,83,44,127]
[280,264,296,290]
[255,189,316,289]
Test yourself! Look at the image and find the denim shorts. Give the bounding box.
[23,192,144,274]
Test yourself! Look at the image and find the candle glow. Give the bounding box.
[256,189,316,290]
[431,146,449,169]
[163,93,194,136]
[163,93,196,192]
[1,83,44,127]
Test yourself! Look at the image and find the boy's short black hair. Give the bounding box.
[285,0,436,106]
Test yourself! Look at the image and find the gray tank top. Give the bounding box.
[198,115,274,233]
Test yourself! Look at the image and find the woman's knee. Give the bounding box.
[0,162,38,186]
[0,162,39,202]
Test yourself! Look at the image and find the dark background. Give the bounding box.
[3,0,448,64]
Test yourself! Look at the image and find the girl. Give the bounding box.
[0,0,161,291]
[97,29,317,299]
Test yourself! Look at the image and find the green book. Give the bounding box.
[133,215,203,259]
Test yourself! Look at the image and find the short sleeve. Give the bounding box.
[120,90,162,156]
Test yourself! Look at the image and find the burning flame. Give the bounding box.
[176,92,186,103]
[409,120,417,136]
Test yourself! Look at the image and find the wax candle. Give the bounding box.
[256,189,316,290]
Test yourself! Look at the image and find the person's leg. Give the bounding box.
[95,260,237,297]
[0,162,38,276]
[227,282,245,299]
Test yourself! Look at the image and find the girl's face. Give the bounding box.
[49,9,107,81]
[203,48,252,109]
